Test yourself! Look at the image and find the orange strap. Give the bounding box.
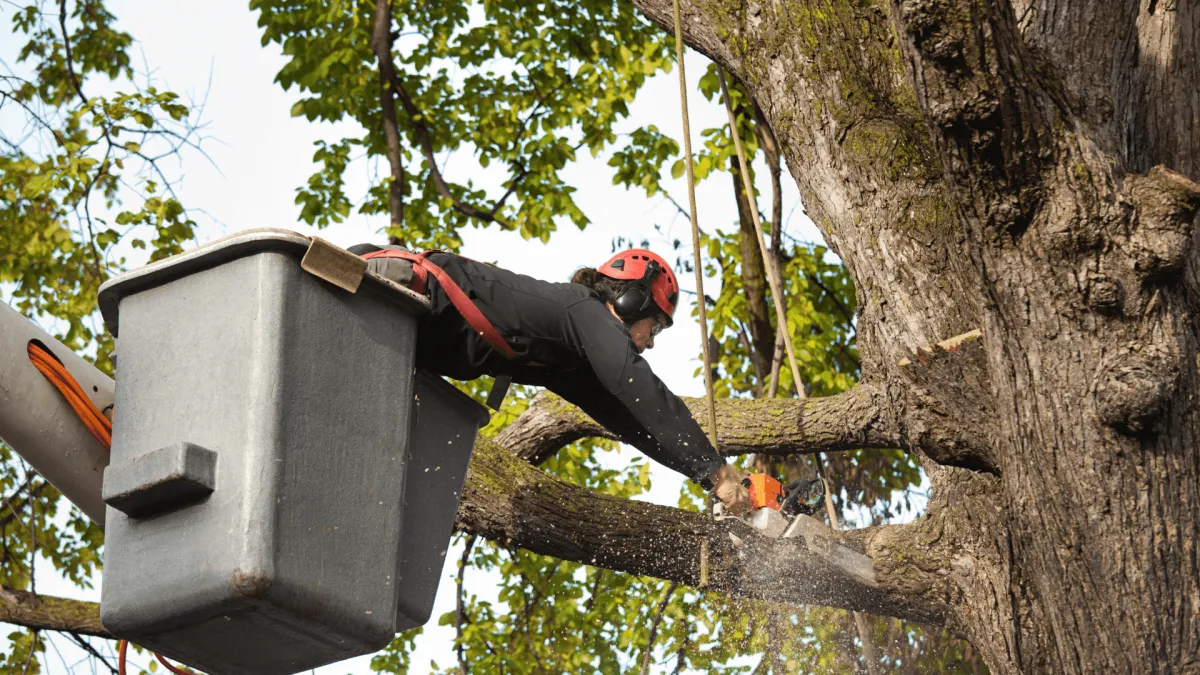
[27,342,200,675]
[363,249,517,360]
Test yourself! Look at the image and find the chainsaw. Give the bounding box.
[715,473,876,585]
[716,474,826,538]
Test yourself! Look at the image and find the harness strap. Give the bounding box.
[363,249,517,360]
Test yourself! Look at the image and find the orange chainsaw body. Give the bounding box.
[746,474,784,510]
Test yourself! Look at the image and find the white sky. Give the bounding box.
[4,0,825,671]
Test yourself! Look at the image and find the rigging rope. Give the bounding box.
[715,69,805,399]
[671,0,721,454]
[671,0,722,590]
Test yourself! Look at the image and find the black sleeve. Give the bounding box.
[547,300,724,483]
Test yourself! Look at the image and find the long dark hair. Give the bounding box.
[570,267,632,305]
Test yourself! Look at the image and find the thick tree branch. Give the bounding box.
[0,588,109,638]
[457,435,950,624]
[498,386,898,465]
[0,429,958,637]
[626,0,741,78]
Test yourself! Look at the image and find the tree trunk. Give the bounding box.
[628,0,1200,671]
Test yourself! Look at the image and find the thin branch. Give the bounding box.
[0,482,48,531]
[58,0,85,104]
[456,535,478,674]
[753,103,784,257]
[0,474,37,516]
[19,629,38,675]
[765,323,786,398]
[584,570,605,612]
[640,582,678,675]
[806,272,855,327]
[387,72,517,227]
[671,638,690,675]
[66,632,118,675]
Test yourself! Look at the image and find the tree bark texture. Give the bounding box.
[0,587,108,637]
[626,0,1200,671]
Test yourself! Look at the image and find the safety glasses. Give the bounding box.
[649,317,667,337]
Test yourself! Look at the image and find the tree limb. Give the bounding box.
[370,0,406,239]
[499,386,898,464]
[0,588,109,638]
[387,72,524,227]
[641,582,678,675]
[456,435,950,624]
[625,0,741,80]
[0,431,959,637]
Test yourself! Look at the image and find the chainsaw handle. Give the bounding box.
[781,478,824,516]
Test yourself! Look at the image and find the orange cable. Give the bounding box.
[26,341,201,675]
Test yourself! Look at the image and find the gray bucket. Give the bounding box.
[96,230,487,674]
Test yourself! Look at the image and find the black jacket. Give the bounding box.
[357,246,723,484]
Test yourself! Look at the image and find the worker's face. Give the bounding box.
[628,314,667,353]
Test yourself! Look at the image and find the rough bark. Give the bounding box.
[500,387,905,462]
[457,435,949,624]
[0,587,108,637]
[625,0,1200,671]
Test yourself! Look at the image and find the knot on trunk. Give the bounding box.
[1085,273,1124,314]
[1093,341,1179,435]
[897,0,965,65]
[1127,166,1200,280]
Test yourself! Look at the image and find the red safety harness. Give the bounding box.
[362,249,516,360]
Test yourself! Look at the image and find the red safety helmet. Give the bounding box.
[597,249,679,326]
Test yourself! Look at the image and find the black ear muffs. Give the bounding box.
[613,261,661,323]
[613,285,652,322]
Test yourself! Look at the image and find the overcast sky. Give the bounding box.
[3,0,821,671]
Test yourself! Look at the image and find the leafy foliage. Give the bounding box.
[2,0,205,669]
[253,0,674,250]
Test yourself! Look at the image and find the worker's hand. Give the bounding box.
[708,464,751,516]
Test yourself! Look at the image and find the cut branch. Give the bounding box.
[0,433,956,637]
[456,436,949,625]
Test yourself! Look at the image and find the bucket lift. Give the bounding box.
[0,229,488,674]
